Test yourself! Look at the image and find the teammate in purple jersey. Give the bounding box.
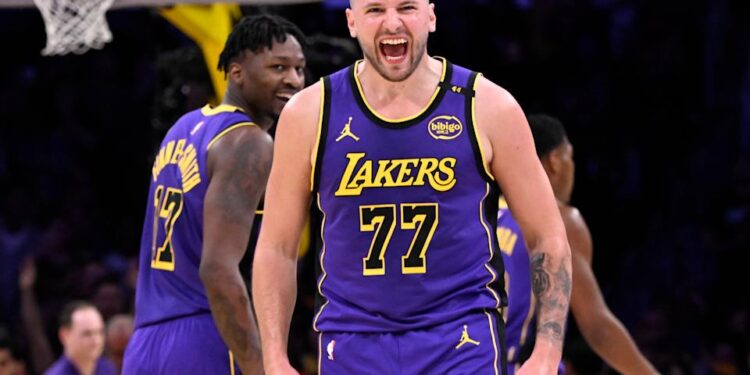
[122,15,306,375]
[499,114,658,375]
[253,1,572,374]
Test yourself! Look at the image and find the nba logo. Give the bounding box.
[326,340,336,360]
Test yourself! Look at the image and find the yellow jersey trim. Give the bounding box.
[201,104,245,116]
[317,333,323,375]
[470,73,495,181]
[352,57,447,123]
[481,183,502,307]
[311,79,325,192]
[206,122,257,151]
[228,350,235,375]
[484,310,500,375]
[312,193,330,332]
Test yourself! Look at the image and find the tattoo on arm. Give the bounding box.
[531,252,572,348]
[532,253,550,295]
[217,140,271,220]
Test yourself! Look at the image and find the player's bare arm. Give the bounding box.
[201,125,273,375]
[253,82,321,374]
[474,76,572,373]
[563,205,659,375]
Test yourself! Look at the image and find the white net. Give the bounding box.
[33,0,115,55]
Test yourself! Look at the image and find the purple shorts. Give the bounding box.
[318,310,507,374]
[122,313,240,375]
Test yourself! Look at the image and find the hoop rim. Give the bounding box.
[0,0,322,8]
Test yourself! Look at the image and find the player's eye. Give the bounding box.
[399,5,416,11]
[271,65,285,72]
[366,7,384,14]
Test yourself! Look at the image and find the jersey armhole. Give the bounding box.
[310,77,331,192]
[466,72,496,183]
[206,121,257,151]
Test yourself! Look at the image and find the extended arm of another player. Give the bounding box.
[475,78,572,373]
[201,126,273,375]
[253,85,320,374]
[565,208,659,375]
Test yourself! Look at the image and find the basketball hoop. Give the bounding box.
[32,0,115,55]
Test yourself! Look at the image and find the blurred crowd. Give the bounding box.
[1,0,749,374]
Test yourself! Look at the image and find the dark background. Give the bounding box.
[0,0,748,374]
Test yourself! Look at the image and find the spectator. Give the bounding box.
[0,332,27,375]
[104,315,132,374]
[43,302,116,375]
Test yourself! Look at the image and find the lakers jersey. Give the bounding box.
[134,104,256,328]
[310,58,507,333]
[497,197,536,368]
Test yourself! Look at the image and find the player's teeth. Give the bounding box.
[381,39,407,45]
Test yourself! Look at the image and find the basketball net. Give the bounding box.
[33,0,115,55]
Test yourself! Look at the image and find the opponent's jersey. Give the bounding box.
[311,58,507,332]
[497,197,536,368]
[134,104,256,328]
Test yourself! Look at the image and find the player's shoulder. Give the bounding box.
[559,204,591,238]
[472,75,527,138]
[284,80,322,118]
[474,75,519,112]
[168,105,250,135]
[201,104,254,127]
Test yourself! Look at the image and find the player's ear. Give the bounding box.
[58,327,69,346]
[428,2,436,33]
[228,61,243,85]
[345,8,357,38]
[547,148,564,174]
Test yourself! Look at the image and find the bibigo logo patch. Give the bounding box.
[428,115,463,140]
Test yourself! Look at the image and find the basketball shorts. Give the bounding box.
[318,310,507,375]
[122,313,240,375]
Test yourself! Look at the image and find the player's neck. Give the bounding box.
[358,55,442,108]
[222,89,274,131]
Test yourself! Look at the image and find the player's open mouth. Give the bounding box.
[275,92,295,103]
[379,37,408,64]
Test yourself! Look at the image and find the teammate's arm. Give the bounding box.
[253,83,321,375]
[200,125,273,375]
[474,77,572,374]
[564,206,659,375]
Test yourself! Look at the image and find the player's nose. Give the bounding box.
[283,68,304,90]
[382,8,404,33]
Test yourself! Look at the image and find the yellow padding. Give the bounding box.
[160,4,242,103]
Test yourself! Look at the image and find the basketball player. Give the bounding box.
[252,1,571,374]
[122,15,306,375]
[499,114,658,374]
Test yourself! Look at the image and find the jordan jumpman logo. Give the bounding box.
[336,116,360,142]
[455,325,480,349]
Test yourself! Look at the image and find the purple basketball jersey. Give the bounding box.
[497,197,536,371]
[133,104,256,328]
[311,59,507,333]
